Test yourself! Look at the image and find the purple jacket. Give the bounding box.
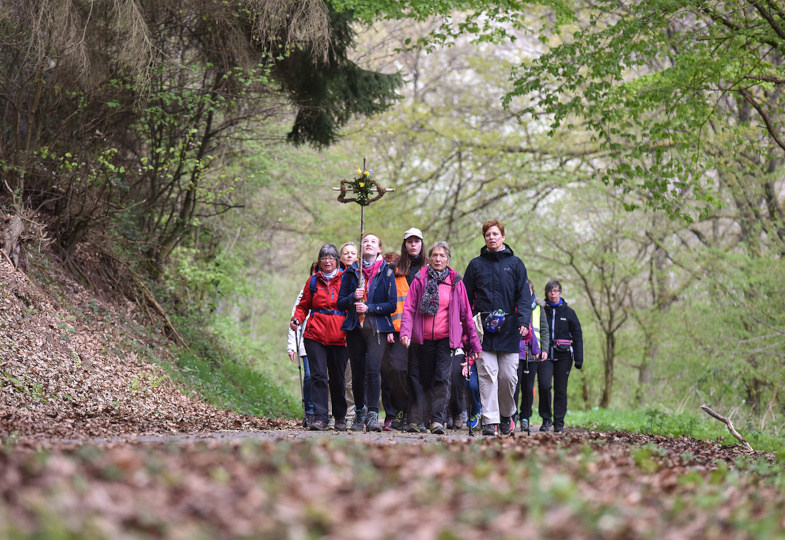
[400,266,483,354]
[519,322,541,359]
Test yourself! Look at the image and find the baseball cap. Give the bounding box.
[403,227,423,241]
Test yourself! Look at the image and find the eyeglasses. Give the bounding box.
[320,257,337,262]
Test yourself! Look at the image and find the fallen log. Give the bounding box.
[700,404,753,452]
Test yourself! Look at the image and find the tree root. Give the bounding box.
[700,404,753,452]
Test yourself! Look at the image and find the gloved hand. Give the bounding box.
[574,361,583,370]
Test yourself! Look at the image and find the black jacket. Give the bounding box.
[463,244,531,353]
[543,300,584,368]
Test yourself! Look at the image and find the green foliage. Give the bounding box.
[166,315,300,418]
[506,0,785,217]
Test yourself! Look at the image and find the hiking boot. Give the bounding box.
[418,424,428,433]
[446,416,454,430]
[390,410,406,430]
[351,407,367,432]
[430,422,445,435]
[454,411,468,430]
[383,417,394,431]
[303,413,314,428]
[554,424,564,433]
[482,423,498,437]
[500,416,514,435]
[539,420,552,432]
[334,419,347,432]
[467,413,481,430]
[308,420,328,431]
[365,411,382,432]
[405,422,421,433]
[520,418,529,432]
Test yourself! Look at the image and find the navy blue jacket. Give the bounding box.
[338,261,397,334]
[544,300,584,368]
[463,244,531,353]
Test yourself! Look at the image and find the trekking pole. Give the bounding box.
[465,362,474,437]
[294,325,306,420]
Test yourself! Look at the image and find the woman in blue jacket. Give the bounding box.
[338,233,397,432]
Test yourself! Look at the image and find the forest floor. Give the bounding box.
[1,255,783,538]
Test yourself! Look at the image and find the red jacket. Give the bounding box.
[293,270,346,347]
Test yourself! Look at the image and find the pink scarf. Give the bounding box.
[361,259,383,290]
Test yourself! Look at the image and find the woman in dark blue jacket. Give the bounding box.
[541,279,583,433]
[338,233,397,432]
[463,219,531,436]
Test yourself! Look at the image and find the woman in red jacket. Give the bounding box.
[290,244,348,431]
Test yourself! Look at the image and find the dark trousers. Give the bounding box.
[381,332,409,416]
[301,355,314,416]
[411,338,453,425]
[346,326,387,414]
[303,339,348,423]
[517,359,554,421]
[448,353,466,419]
[552,353,573,427]
[464,362,481,418]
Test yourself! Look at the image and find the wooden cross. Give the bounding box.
[333,158,394,288]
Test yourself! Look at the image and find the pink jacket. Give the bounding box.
[400,267,482,354]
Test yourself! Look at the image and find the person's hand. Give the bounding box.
[575,361,583,370]
[355,302,368,313]
[288,351,297,362]
[519,325,529,338]
[401,336,411,348]
[461,361,469,378]
[541,352,548,361]
[471,351,482,361]
[354,288,364,300]
[289,319,299,331]
[387,333,395,344]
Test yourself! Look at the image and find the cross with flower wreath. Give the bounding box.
[333,158,394,286]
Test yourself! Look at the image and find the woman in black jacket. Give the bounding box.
[541,280,583,433]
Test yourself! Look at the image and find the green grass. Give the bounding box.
[166,315,301,419]
[570,407,785,455]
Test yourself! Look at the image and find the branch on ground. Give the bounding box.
[700,404,754,451]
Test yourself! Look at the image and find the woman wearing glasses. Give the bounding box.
[290,244,348,431]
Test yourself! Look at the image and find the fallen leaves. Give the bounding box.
[1,432,782,539]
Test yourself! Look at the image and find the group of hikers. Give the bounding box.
[287,220,583,436]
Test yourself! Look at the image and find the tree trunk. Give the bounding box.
[1,214,24,268]
[600,332,615,408]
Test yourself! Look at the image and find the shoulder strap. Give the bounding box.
[309,274,318,295]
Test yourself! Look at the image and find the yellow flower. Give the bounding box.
[364,170,370,176]
[357,169,362,175]
[358,182,365,187]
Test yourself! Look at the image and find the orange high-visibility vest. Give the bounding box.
[390,275,410,332]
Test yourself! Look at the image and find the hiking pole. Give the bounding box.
[294,325,306,422]
[525,357,531,437]
[464,362,474,437]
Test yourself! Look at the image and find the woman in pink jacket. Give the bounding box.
[400,241,482,434]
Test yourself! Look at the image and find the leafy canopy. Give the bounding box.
[504,0,785,217]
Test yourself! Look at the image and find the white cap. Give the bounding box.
[403,227,423,240]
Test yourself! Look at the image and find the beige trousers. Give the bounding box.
[477,350,519,425]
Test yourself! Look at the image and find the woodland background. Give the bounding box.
[1,0,784,433]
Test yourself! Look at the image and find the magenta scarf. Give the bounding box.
[361,258,383,289]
